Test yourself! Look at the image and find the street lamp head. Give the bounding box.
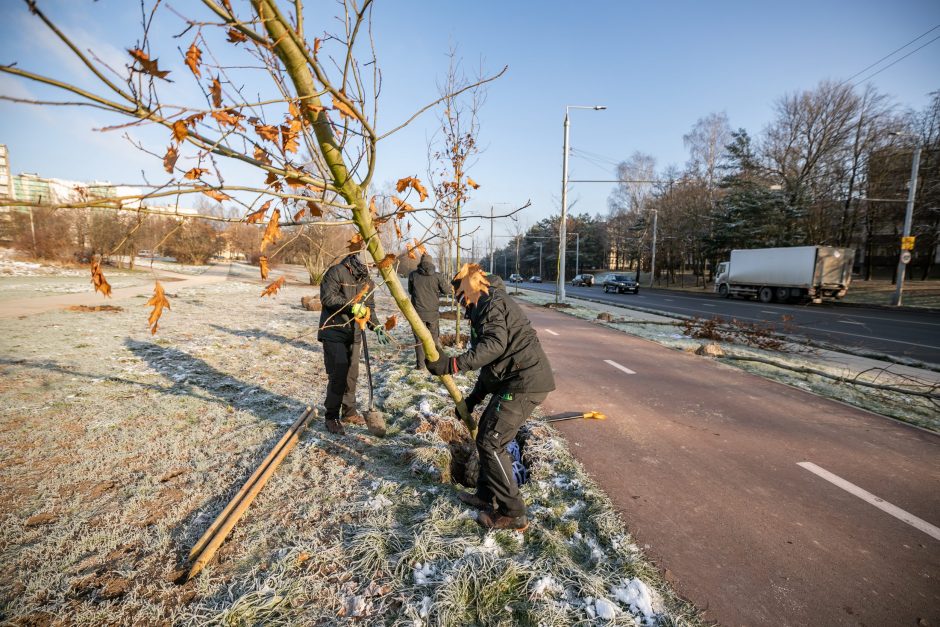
[593,106,607,110]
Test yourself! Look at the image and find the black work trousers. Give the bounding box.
[321,339,360,420]
[475,390,547,518]
[413,317,441,369]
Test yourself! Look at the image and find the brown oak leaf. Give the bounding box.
[466,177,480,190]
[146,281,171,335]
[347,232,363,253]
[245,200,270,224]
[201,188,231,202]
[259,256,269,280]
[306,200,323,217]
[395,176,428,202]
[184,42,202,78]
[260,209,281,251]
[453,263,490,306]
[333,98,356,121]
[384,314,397,331]
[210,77,222,108]
[254,123,280,142]
[172,120,188,142]
[292,207,305,222]
[128,49,170,79]
[163,145,178,174]
[261,276,286,298]
[376,254,396,269]
[183,167,207,180]
[226,28,247,43]
[90,259,111,297]
[253,145,272,166]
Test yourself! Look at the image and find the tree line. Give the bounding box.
[491,83,939,285]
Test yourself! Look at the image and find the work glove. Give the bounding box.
[425,355,458,376]
[373,327,391,346]
[350,303,367,317]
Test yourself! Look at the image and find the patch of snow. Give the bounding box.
[531,575,561,598]
[412,561,436,585]
[418,399,433,417]
[419,595,432,618]
[595,597,617,620]
[367,494,393,510]
[612,577,655,620]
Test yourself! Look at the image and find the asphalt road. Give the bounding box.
[519,282,940,365]
[524,302,940,626]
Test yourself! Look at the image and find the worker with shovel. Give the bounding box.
[425,265,555,531]
[318,253,391,435]
[408,253,451,370]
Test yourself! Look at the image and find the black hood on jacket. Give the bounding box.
[343,253,369,281]
[417,254,435,275]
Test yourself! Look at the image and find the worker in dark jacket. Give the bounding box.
[408,254,451,369]
[425,265,555,531]
[318,253,391,435]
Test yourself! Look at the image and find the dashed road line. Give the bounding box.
[761,310,777,314]
[604,359,636,375]
[702,304,716,307]
[798,462,940,541]
[544,328,560,336]
[838,320,864,325]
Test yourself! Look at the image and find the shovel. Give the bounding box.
[543,410,607,424]
[356,311,387,437]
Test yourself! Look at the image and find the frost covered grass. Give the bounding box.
[516,290,940,432]
[0,274,701,625]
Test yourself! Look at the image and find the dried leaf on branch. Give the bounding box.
[163,145,178,173]
[453,263,490,306]
[395,176,428,202]
[172,120,188,142]
[376,254,396,269]
[245,200,270,223]
[253,145,272,166]
[201,188,231,202]
[391,197,414,217]
[90,259,111,297]
[352,285,369,303]
[254,123,280,142]
[347,232,363,252]
[261,276,286,298]
[281,124,299,153]
[226,28,247,43]
[333,98,356,121]
[260,209,281,251]
[306,200,323,217]
[384,315,397,331]
[466,177,480,189]
[183,167,207,180]
[184,42,202,78]
[210,77,222,108]
[211,108,244,129]
[292,207,305,221]
[146,281,171,335]
[368,196,377,216]
[259,256,269,280]
[128,49,170,79]
[405,238,426,260]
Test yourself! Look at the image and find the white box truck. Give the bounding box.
[714,246,854,304]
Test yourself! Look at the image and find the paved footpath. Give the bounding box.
[0,263,231,320]
[523,302,940,626]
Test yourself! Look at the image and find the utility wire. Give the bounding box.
[852,33,940,87]
[842,24,940,86]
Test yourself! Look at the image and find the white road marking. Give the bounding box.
[702,304,716,307]
[797,462,940,541]
[761,310,778,314]
[838,320,864,325]
[664,298,673,302]
[544,328,559,336]
[604,359,636,375]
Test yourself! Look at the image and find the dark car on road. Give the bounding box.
[508,273,524,283]
[603,273,639,294]
[528,275,543,283]
[571,274,594,287]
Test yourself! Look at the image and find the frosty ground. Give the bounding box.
[0,265,701,626]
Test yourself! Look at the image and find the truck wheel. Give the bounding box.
[775,287,790,302]
[718,284,729,298]
[604,285,609,293]
[758,286,774,303]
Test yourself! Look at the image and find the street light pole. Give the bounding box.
[574,232,580,277]
[892,145,921,307]
[538,242,543,278]
[649,209,658,289]
[489,204,495,273]
[558,104,606,304]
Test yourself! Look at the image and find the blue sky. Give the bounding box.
[1,0,938,243]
